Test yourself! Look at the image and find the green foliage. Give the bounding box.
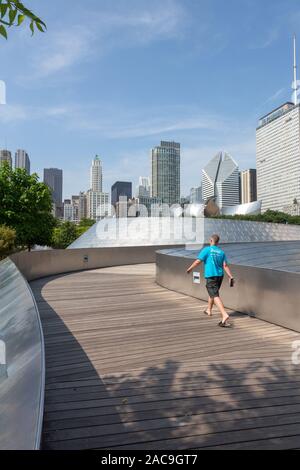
[51,218,94,249]
[211,209,300,225]
[51,221,78,249]
[0,224,16,259]
[78,218,95,228]
[0,163,55,250]
[0,0,46,39]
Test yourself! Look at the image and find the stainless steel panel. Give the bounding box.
[156,247,300,332]
[10,245,184,281]
[0,258,44,449]
[68,218,300,249]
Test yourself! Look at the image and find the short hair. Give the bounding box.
[211,234,220,244]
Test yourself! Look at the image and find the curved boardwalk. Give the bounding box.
[30,264,300,450]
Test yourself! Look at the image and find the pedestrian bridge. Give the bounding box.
[1,243,300,450]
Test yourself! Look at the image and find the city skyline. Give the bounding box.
[2,0,300,198]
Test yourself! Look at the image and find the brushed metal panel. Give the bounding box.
[156,248,300,332]
[0,258,44,449]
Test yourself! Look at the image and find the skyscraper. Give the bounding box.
[257,37,300,213]
[87,190,110,220]
[111,181,132,206]
[202,151,240,209]
[15,149,30,173]
[151,141,180,205]
[87,156,110,220]
[43,168,63,218]
[78,191,87,220]
[240,169,257,204]
[90,155,102,192]
[136,176,151,198]
[0,149,12,167]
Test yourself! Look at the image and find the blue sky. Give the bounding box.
[0,0,299,198]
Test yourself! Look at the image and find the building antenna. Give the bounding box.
[293,34,299,105]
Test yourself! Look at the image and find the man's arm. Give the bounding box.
[186,259,202,274]
[223,261,233,280]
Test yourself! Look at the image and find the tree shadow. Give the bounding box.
[97,359,300,450]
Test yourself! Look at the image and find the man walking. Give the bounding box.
[186,234,234,327]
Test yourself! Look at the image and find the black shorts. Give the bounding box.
[206,276,224,298]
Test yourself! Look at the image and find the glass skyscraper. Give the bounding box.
[43,168,63,217]
[111,181,132,206]
[151,141,180,205]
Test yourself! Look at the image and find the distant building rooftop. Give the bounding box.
[257,102,296,129]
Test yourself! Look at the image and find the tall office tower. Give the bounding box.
[90,155,103,192]
[190,186,203,204]
[111,181,132,206]
[78,191,87,220]
[71,195,79,223]
[87,190,110,221]
[43,168,63,218]
[240,169,257,204]
[136,176,151,197]
[87,156,109,220]
[257,101,300,212]
[15,149,30,173]
[257,36,300,213]
[63,199,73,221]
[0,149,12,167]
[202,151,240,209]
[151,141,180,205]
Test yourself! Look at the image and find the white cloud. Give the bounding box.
[95,0,186,43]
[61,106,230,139]
[30,27,94,78]
[0,103,72,123]
[249,28,279,50]
[0,104,28,123]
[22,0,186,80]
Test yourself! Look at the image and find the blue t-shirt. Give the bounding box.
[198,246,227,278]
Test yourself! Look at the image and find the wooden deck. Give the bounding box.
[30,264,300,450]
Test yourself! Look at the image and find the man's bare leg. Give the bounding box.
[214,297,229,323]
[205,297,214,316]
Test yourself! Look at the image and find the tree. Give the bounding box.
[52,221,78,249]
[0,163,55,250]
[0,0,46,40]
[0,224,16,259]
[79,218,95,228]
[211,209,300,226]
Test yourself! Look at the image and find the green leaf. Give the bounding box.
[8,8,17,24]
[35,21,45,32]
[29,19,34,35]
[17,13,25,26]
[0,3,8,18]
[0,24,7,38]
